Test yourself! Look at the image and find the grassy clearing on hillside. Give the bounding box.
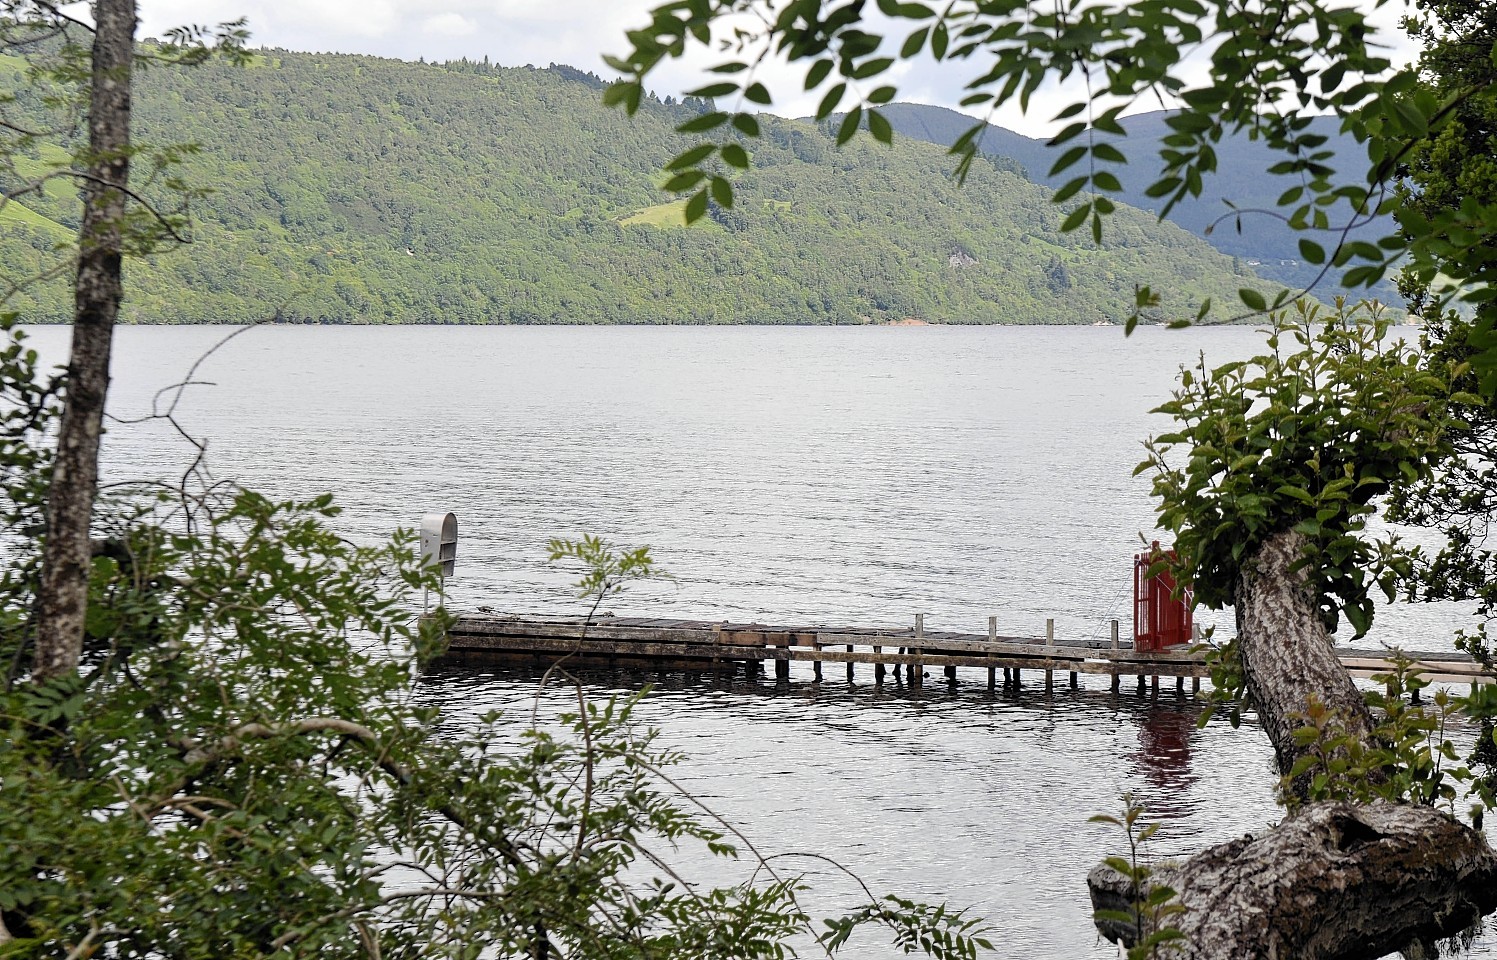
[0,199,71,242]
[620,200,688,228]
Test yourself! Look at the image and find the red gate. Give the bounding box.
[1134,542,1194,652]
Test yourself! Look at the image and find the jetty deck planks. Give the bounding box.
[441,613,1492,687]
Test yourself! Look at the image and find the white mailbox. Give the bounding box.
[420,512,457,578]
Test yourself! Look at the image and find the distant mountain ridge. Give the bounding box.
[0,52,1262,324]
[852,102,1394,295]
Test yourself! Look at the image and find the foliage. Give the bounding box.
[607,0,1450,329]
[1395,0,1497,391]
[1386,0,1497,657]
[1141,299,1461,638]
[0,49,1257,326]
[860,103,1398,296]
[1274,654,1497,830]
[0,321,992,956]
[1089,796,1184,960]
[549,535,663,609]
[0,4,249,280]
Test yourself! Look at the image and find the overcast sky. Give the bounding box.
[136,0,1420,138]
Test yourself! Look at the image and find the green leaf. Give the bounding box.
[805,59,834,91]
[687,81,739,99]
[665,144,716,171]
[684,189,709,223]
[676,111,729,133]
[816,83,847,120]
[836,107,863,145]
[1060,203,1090,233]
[710,176,733,208]
[1238,287,1267,311]
[662,170,706,192]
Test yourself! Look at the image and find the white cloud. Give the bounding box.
[421,13,478,37]
[137,0,1421,137]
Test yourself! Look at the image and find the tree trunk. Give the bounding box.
[1233,529,1379,800]
[32,0,136,681]
[1089,529,1497,958]
[1090,802,1497,960]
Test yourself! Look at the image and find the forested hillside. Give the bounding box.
[0,51,1259,324]
[866,102,1394,294]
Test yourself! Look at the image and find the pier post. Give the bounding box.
[987,616,997,691]
[1151,674,1159,695]
[911,614,924,689]
[1192,676,1201,694]
[1137,674,1145,693]
[847,644,854,682]
[1176,675,1184,693]
[814,654,823,682]
[1109,619,1120,693]
[875,647,885,684]
[1044,618,1055,694]
[775,651,790,682]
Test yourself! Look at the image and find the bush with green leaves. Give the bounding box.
[1143,298,1464,639]
[1089,797,1183,960]
[0,316,989,958]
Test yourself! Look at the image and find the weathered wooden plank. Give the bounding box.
[444,633,1216,676]
[442,614,1493,682]
[1338,656,1489,675]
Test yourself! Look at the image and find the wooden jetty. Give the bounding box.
[442,613,1494,691]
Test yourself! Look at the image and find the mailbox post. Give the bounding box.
[420,512,456,610]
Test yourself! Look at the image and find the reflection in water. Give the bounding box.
[1129,701,1200,821]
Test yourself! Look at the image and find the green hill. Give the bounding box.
[0,51,1264,325]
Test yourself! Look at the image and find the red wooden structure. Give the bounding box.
[1134,542,1194,652]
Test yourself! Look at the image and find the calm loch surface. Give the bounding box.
[24,323,1491,957]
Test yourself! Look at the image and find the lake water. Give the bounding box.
[20,323,1492,957]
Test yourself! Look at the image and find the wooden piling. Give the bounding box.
[1109,620,1120,692]
[1192,676,1201,694]
[1044,618,1055,693]
[1151,674,1159,695]
[775,656,790,682]
[987,616,997,691]
[875,647,885,684]
[1176,675,1184,692]
[911,615,924,688]
[814,656,823,682]
[846,644,854,681]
